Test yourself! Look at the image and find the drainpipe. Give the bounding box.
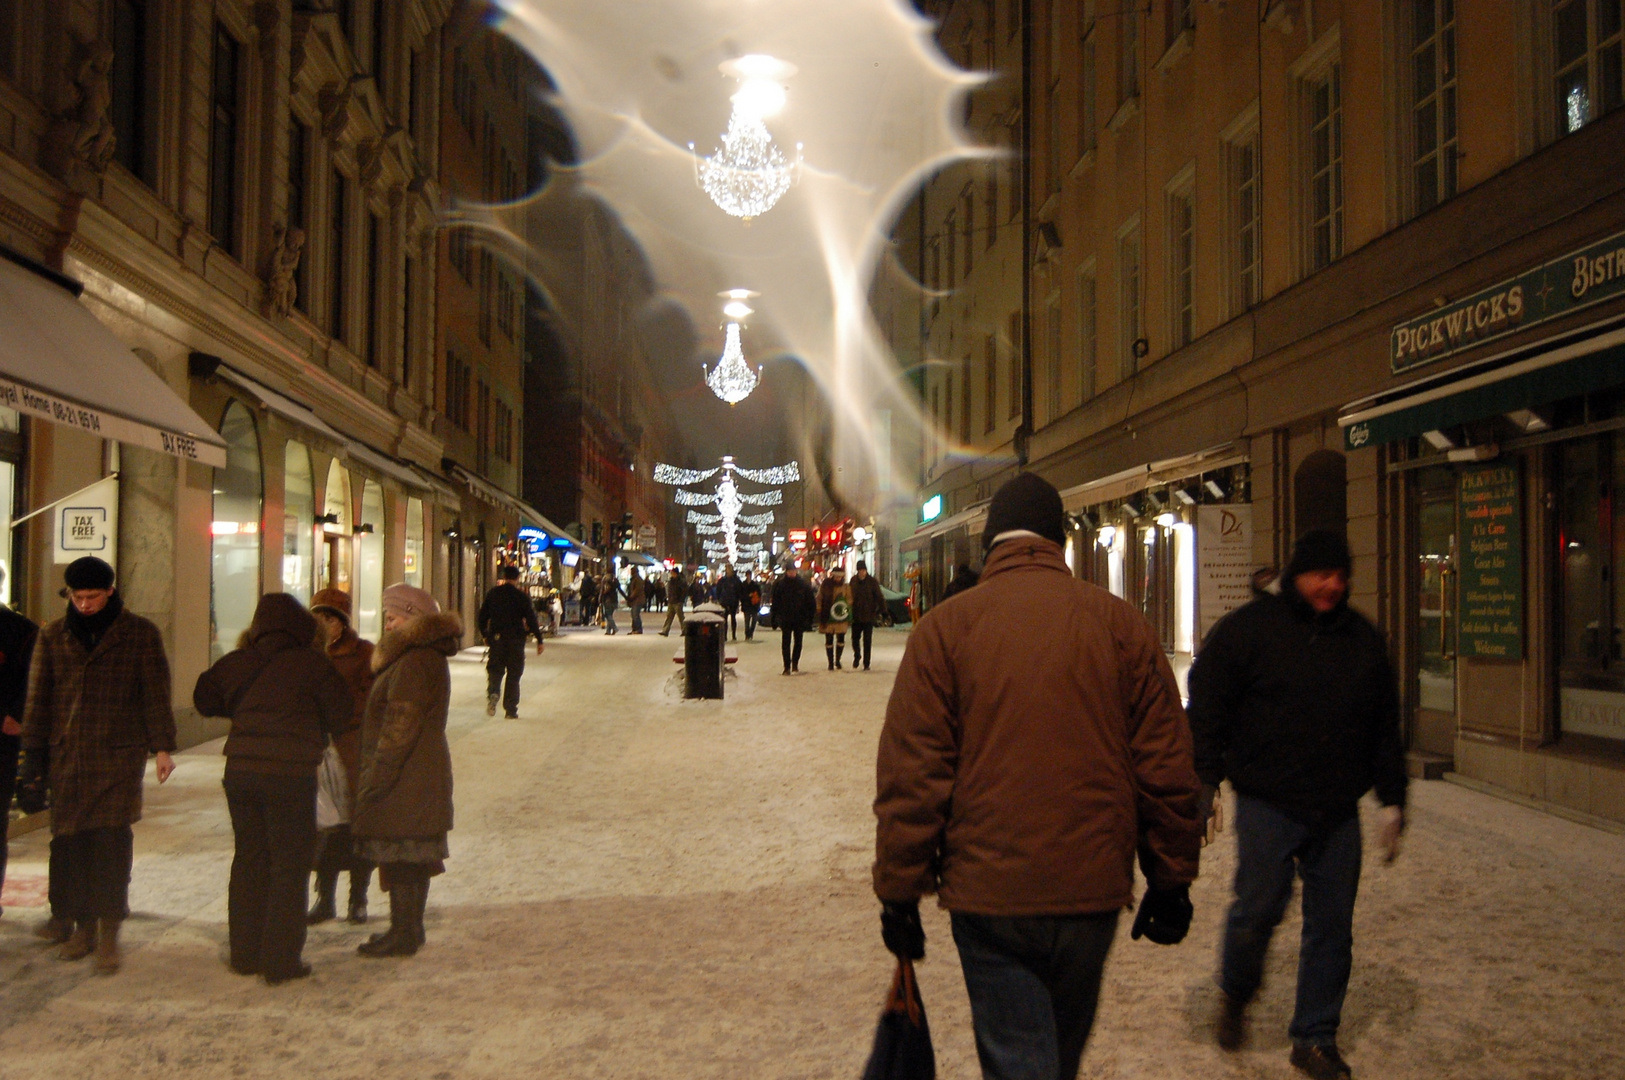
[1017,0,1034,467]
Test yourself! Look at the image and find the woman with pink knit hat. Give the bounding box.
[351,584,460,957]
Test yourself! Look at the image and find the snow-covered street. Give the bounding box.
[1,627,1622,1079]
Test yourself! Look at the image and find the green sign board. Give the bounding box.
[1457,464,1523,660]
[1391,228,1625,372]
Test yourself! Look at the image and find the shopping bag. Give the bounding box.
[316,744,350,829]
[860,958,935,1080]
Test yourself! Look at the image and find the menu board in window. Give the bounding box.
[1457,464,1523,660]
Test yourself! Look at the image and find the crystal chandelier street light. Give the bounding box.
[703,290,763,405]
[656,455,799,564]
[689,55,802,222]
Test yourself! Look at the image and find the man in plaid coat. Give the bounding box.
[19,556,176,974]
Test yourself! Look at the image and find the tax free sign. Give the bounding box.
[1391,228,1625,373]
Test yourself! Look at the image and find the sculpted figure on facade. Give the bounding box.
[264,226,306,318]
[46,40,118,189]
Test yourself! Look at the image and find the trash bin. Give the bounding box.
[684,612,725,699]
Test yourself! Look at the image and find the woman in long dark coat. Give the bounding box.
[352,584,460,957]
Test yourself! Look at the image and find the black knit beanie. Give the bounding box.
[63,556,115,591]
[982,473,1066,551]
[1283,529,1352,581]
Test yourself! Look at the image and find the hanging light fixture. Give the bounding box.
[705,323,761,405]
[689,55,802,222]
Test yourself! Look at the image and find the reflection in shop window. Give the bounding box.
[211,401,262,662]
[283,442,314,604]
[0,406,18,606]
[405,497,424,588]
[320,461,351,594]
[358,479,385,639]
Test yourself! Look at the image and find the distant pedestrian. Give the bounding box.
[193,593,351,984]
[873,474,1202,1080]
[660,569,687,636]
[601,570,624,635]
[689,574,710,609]
[770,564,816,675]
[0,569,37,916]
[578,573,599,627]
[941,561,979,600]
[307,588,376,926]
[848,561,884,672]
[19,557,177,975]
[353,584,460,958]
[741,572,762,640]
[1188,529,1406,1080]
[715,566,742,640]
[479,565,543,719]
[817,568,852,670]
[627,567,647,634]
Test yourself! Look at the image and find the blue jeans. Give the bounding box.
[1220,794,1363,1048]
[950,910,1119,1080]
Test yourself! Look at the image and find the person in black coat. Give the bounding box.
[941,562,979,600]
[1186,529,1407,1078]
[714,567,742,641]
[769,565,817,675]
[0,571,38,915]
[479,565,543,718]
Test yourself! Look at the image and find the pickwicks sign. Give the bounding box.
[1457,464,1523,660]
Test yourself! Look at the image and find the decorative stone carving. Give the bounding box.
[44,39,118,191]
[319,82,353,141]
[263,225,306,318]
[357,138,386,186]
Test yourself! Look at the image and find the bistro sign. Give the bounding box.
[1391,228,1625,373]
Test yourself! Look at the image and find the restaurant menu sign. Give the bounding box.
[1197,504,1254,642]
[1457,464,1522,660]
[1391,228,1625,373]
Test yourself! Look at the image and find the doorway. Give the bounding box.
[1413,466,1457,756]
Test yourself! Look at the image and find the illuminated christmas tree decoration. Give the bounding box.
[656,455,798,564]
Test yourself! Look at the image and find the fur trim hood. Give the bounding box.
[372,611,463,673]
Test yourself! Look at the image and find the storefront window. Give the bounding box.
[405,497,424,588]
[211,401,262,662]
[1559,433,1625,743]
[357,479,385,638]
[0,407,19,606]
[320,460,351,593]
[283,441,314,603]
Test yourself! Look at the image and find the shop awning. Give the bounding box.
[900,499,990,553]
[447,462,519,512]
[1058,444,1247,511]
[1339,324,1625,451]
[196,357,346,453]
[0,249,228,467]
[345,440,435,493]
[617,550,659,567]
[514,499,584,552]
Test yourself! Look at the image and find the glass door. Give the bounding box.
[1413,467,1457,756]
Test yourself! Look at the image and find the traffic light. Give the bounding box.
[813,527,822,545]
[828,527,841,548]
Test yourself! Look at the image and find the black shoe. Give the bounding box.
[1290,1044,1353,1080]
[357,928,418,957]
[782,667,791,675]
[228,961,261,977]
[1216,991,1248,1051]
[306,890,337,925]
[505,712,518,719]
[263,963,313,986]
[346,900,368,925]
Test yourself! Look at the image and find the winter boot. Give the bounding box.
[346,871,370,924]
[836,643,844,669]
[59,921,96,961]
[35,915,73,944]
[358,871,419,958]
[486,693,498,717]
[408,874,429,949]
[93,918,122,975]
[1216,991,1248,1051]
[826,646,835,670]
[307,868,339,924]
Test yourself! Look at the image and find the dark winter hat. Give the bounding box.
[246,592,317,646]
[982,473,1066,551]
[499,563,521,580]
[855,560,868,571]
[310,588,352,622]
[63,556,115,591]
[1284,529,1352,581]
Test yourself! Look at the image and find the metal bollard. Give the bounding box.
[683,612,725,699]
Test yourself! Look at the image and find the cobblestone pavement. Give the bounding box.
[0,627,1622,1079]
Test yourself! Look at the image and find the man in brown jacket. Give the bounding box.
[20,556,176,975]
[873,473,1203,1080]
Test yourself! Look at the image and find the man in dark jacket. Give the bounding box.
[847,560,885,672]
[741,571,762,640]
[479,565,542,719]
[660,569,687,636]
[714,567,742,640]
[941,561,979,600]
[578,573,599,627]
[688,573,710,609]
[875,474,1202,1080]
[0,568,37,916]
[770,565,816,675]
[1188,529,1407,1080]
[194,593,352,984]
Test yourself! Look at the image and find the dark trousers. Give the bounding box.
[486,639,526,715]
[314,824,374,898]
[1220,794,1363,1048]
[851,622,875,668]
[951,910,1120,1080]
[223,771,318,978]
[0,731,16,898]
[743,605,758,639]
[723,606,738,639]
[780,627,804,670]
[50,825,134,923]
[630,604,643,633]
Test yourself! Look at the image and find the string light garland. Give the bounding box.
[655,465,721,485]
[734,462,800,485]
[656,454,798,564]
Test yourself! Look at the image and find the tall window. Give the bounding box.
[1553,0,1623,135]
[366,212,383,368]
[1306,63,1343,271]
[329,170,347,341]
[960,354,972,443]
[288,121,309,311]
[1412,0,1459,212]
[402,257,415,388]
[1048,79,1065,195]
[946,209,957,290]
[1119,224,1141,380]
[944,365,955,454]
[211,401,262,662]
[478,250,493,345]
[1080,17,1098,157]
[1077,262,1097,401]
[984,163,999,249]
[111,0,151,183]
[1119,2,1139,104]
[282,442,314,603]
[336,0,355,43]
[1168,185,1195,349]
[209,24,241,258]
[371,0,387,87]
[1167,0,1194,48]
[1007,312,1022,421]
[1229,129,1262,311]
[1044,293,1063,423]
[984,334,997,434]
[961,187,975,277]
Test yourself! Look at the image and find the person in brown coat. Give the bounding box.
[873,474,1203,1080]
[19,556,176,975]
[308,588,376,925]
[817,568,852,669]
[352,583,460,958]
[194,592,352,984]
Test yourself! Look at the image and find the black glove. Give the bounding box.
[1196,783,1218,825]
[16,747,48,815]
[880,900,925,960]
[1130,884,1193,945]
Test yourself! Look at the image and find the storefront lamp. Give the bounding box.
[353,523,374,535]
[1096,525,1117,549]
[1204,478,1228,500]
[1155,512,1177,528]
